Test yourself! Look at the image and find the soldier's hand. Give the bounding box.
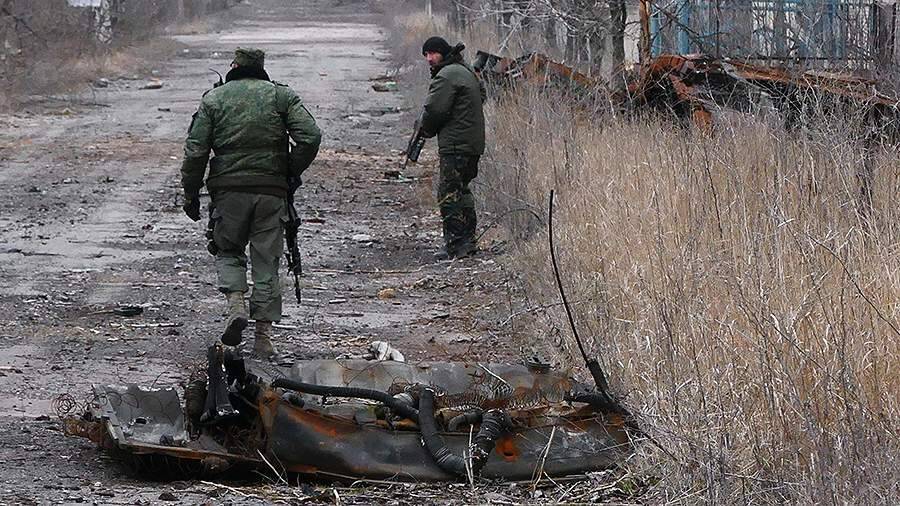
[183,195,201,222]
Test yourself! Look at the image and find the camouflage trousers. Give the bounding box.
[437,154,479,255]
[210,191,286,323]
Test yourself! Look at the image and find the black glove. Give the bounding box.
[183,195,201,222]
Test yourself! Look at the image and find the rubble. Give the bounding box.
[67,350,635,482]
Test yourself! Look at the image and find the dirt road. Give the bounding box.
[0,1,519,502]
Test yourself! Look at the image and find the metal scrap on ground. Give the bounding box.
[65,349,635,482]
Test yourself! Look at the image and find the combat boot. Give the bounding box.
[221,291,248,346]
[253,321,278,360]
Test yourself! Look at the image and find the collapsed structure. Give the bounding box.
[65,346,635,481]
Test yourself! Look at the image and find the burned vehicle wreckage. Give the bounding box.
[65,344,636,482]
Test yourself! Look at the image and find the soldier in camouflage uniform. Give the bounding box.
[180,48,321,359]
[420,36,486,259]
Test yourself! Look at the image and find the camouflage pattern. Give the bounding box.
[421,53,486,156]
[211,191,285,323]
[438,154,478,255]
[181,78,321,198]
[233,47,265,69]
[180,64,321,324]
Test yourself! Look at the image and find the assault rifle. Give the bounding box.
[403,115,426,169]
[283,181,302,303]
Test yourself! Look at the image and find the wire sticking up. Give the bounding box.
[547,190,610,393]
[548,190,590,365]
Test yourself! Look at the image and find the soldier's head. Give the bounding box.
[232,47,266,71]
[422,36,451,67]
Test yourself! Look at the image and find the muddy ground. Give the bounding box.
[0,0,556,504]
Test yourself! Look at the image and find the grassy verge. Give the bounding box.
[387,6,900,504]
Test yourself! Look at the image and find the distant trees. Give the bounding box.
[0,0,239,98]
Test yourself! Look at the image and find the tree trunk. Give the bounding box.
[565,23,577,62]
[607,0,626,94]
[545,15,558,54]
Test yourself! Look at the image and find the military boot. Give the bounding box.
[221,291,248,346]
[253,321,278,360]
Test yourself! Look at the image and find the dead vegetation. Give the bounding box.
[0,0,236,108]
[389,4,900,504]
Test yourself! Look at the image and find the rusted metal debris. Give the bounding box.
[67,348,635,482]
[633,54,900,129]
[473,51,603,96]
[474,50,900,131]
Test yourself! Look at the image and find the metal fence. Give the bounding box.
[642,0,898,68]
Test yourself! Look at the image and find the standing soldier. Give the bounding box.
[420,36,486,259]
[180,47,321,359]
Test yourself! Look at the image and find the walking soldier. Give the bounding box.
[180,47,321,359]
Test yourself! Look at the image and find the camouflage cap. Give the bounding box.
[233,47,265,69]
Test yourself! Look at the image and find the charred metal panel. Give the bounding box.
[90,384,258,464]
[92,384,188,448]
[251,361,631,481]
[262,394,629,481]
[283,360,571,408]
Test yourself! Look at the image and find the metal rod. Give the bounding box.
[547,190,590,367]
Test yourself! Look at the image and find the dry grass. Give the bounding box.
[389,8,900,505]
[489,94,900,504]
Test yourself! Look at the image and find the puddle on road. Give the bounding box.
[173,22,383,46]
[323,308,417,328]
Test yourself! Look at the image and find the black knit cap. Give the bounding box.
[422,36,452,56]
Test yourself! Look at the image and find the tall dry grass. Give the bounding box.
[389,7,900,504]
[488,92,900,503]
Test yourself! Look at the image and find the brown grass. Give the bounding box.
[389,7,900,504]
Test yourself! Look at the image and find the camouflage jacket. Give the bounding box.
[421,54,486,157]
[181,76,321,197]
